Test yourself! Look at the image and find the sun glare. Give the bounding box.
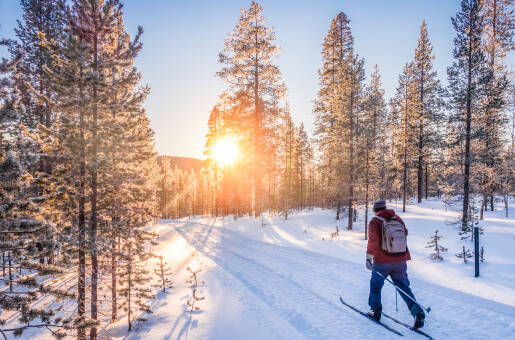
[214,138,238,165]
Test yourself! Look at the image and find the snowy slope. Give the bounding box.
[21,199,515,339]
[100,199,515,340]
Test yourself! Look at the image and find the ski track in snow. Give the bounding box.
[176,223,395,339]
[176,221,515,340]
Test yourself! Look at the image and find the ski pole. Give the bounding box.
[372,269,431,314]
[395,289,399,312]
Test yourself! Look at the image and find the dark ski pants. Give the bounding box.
[368,261,422,316]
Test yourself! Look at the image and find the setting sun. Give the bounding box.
[214,138,238,165]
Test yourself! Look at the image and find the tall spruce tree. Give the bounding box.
[12,0,65,129]
[314,12,365,228]
[391,63,418,212]
[0,37,78,339]
[36,1,153,337]
[280,111,295,219]
[412,21,444,203]
[359,65,387,237]
[217,2,286,217]
[295,123,312,210]
[477,0,514,212]
[447,0,489,229]
[118,232,155,332]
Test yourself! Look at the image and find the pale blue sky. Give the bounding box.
[2,1,514,158]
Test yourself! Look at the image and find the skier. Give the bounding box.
[365,200,425,329]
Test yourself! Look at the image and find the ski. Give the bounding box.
[339,297,404,337]
[382,312,433,339]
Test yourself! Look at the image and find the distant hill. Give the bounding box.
[158,155,202,171]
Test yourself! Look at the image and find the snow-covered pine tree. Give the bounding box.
[497,150,513,217]
[425,230,448,261]
[36,1,155,336]
[390,63,418,212]
[204,94,246,217]
[447,0,490,230]
[32,22,91,337]
[203,104,223,217]
[66,2,132,334]
[186,266,205,312]
[359,65,387,238]
[92,11,157,322]
[118,235,155,332]
[102,99,157,322]
[313,12,365,228]
[475,0,514,213]
[154,256,173,293]
[217,2,286,217]
[456,245,473,263]
[12,0,65,129]
[411,21,445,203]
[0,38,77,339]
[280,111,295,219]
[202,91,258,217]
[157,157,174,219]
[482,0,515,69]
[459,198,484,240]
[294,123,313,211]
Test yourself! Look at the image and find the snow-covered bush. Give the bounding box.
[154,256,174,292]
[455,246,473,263]
[426,230,447,261]
[186,267,205,311]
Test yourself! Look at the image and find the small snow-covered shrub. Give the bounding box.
[186,267,205,311]
[455,246,473,263]
[153,256,174,292]
[426,230,447,261]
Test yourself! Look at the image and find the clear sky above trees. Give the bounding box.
[2,0,514,158]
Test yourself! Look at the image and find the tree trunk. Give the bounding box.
[417,67,425,203]
[253,19,262,218]
[300,158,304,210]
[461,20,473,231]
[8,251,12,292]
[480,195,485,220]
[90,21,99,340]
[425,163,429,199]
[365,148,369,240]
[127,253,132,332]
[77,63,86,340]
[403,83,408,213]
[348,92,354,230]
[111,235,117,320]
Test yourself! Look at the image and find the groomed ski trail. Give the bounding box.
[177,223,406,339]
[176,221,515,340]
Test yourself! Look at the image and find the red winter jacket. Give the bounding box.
[366,209,411,264]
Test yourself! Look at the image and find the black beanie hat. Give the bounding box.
[373,200,387,212]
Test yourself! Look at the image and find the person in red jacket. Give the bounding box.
[365,200,425,329]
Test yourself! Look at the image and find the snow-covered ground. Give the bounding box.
[27,199,515,339]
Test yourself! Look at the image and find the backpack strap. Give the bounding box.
[373,215,386,222]
[393,215,407,232]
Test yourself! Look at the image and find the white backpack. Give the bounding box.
[373,215,407,256]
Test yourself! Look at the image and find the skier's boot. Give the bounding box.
[413,310,425,329]
[366,308,382,322]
